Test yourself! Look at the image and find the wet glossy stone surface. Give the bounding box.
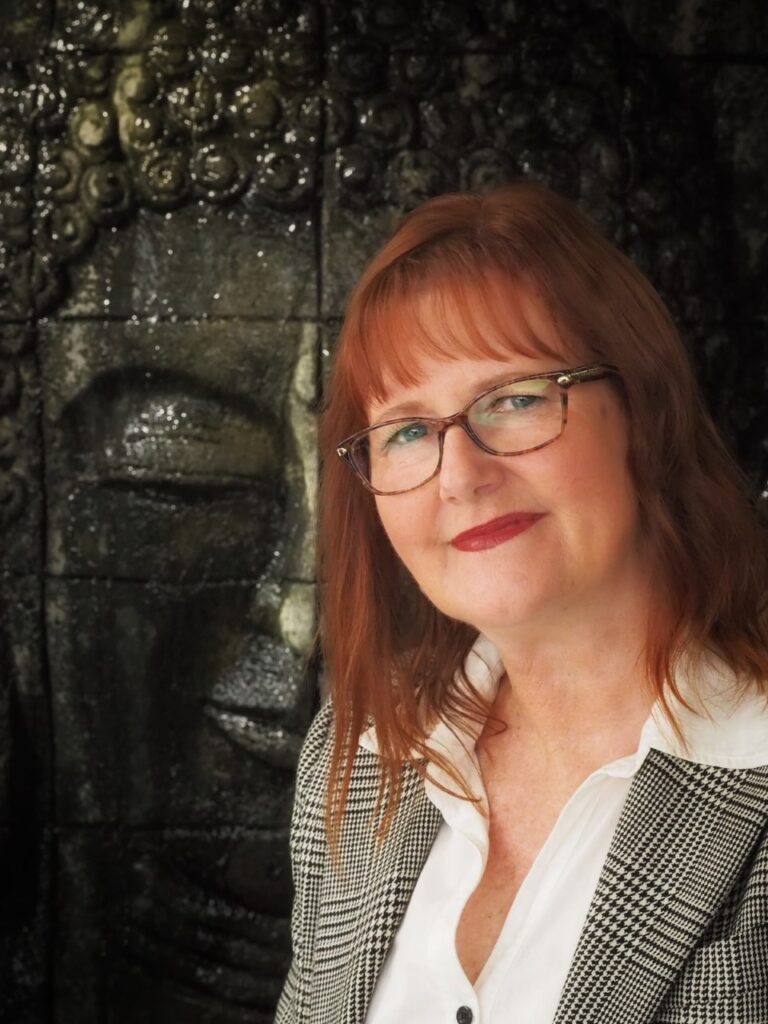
[0,350,43,573]
[0,574,48,825]
[619,0,768,54]
[0,574,49,1020]
[59,202,318,320]
[56,826,290,1023]
[1,1,767,1021]
[0,1,52,61]
[41,317,317,581]
[320,8,729,327]
[48,577,314,825]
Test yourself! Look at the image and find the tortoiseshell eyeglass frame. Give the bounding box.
[335,363,622,496]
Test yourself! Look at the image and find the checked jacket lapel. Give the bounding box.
[313,755,442,1024]
[342,783,442,1023]
[553,750,768,1024]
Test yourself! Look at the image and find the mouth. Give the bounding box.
[450,512,546,552]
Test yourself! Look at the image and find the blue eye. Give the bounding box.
[481,393,543,418]
[500,394,541,410]
[383,421,430,448]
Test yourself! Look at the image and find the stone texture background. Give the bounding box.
[0,1,766,1021]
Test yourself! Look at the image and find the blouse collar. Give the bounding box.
[359,633,768,771]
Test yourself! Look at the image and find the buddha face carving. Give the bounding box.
[2,0,767,1019]
[43,312,317,1018]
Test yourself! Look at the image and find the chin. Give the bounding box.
[428,592,541,633]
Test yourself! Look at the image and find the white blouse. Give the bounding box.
[361,635,768,1024]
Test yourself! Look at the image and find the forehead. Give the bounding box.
[367,353,564,421]
[362,269,578,407]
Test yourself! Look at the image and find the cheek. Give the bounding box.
[547,424,639,542]
[375,495,448,599]
[572,457,641,554]
[375,497,422,564]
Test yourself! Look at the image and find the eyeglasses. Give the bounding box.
[336,363,621,495]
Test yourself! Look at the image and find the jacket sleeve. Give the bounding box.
[275,701,335,1024]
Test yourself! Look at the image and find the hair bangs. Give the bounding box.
[343,255,575,412]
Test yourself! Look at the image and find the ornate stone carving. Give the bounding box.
[0,3,766,1022]
[1,1,321,336]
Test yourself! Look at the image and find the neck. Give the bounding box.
[482,572,657,769]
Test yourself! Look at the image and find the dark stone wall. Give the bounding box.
[0,1,765,1021]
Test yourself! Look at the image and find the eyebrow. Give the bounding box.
[371,368,559,424]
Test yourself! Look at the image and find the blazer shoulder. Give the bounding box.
[297,700,335,779]
[292,700,336,822]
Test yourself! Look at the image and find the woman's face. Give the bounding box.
[368,296,648,640]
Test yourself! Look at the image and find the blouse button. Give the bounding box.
[456,1008,473,1024]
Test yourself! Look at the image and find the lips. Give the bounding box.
[450,512,546,552]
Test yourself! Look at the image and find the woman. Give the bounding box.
[276,182,768,1024]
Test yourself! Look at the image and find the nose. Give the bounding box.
[437,423,505,502]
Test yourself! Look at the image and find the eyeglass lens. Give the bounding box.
[354,377,563,493]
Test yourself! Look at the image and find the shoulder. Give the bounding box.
[658,819,768,1018]
[290,702,384,846]
[296,700,335,784]
[290,702,434,862]
[291,701,335,829]
[662,654,768,769]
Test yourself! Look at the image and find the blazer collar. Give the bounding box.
[552,751,768,1024]
[348,639,768,1023]
[335,752,768,1024]
[338,758,443,1024]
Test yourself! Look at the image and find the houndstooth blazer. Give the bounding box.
[275,701,768,1024]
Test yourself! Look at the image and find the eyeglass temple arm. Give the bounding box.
[555,364,619,388]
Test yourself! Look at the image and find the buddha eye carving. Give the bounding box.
[61,368,282,504]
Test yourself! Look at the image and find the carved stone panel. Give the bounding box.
[0,825,51,1022]
[0,345,42,573]
[56,826,290,1022]
[0,1,52,63]
[320,2,726,330]
[59,202,318,321]
[0,2,767,1022]
[48,577,313,825]
[711,66,768,324]
[41,318,316,581]
[620,0,768,55]
[0,574,50,1018]
[0,574,48,826]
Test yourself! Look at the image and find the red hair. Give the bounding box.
[318,182,768,843]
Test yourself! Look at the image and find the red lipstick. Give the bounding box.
[450,512,545,552]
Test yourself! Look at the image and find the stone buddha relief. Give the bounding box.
[0,0,766,1020]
